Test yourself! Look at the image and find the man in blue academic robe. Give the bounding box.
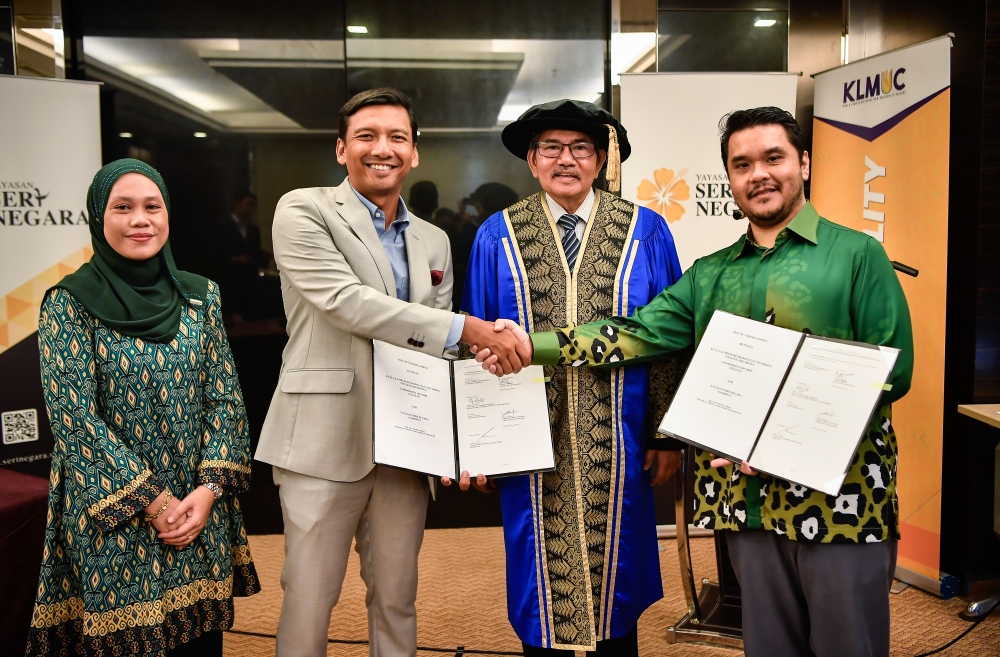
[450,100,685,655]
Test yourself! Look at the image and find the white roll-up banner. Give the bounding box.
[0,75,101,475]
[620,72,798,271]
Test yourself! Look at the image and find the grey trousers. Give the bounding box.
[274,465,429,657]
[726,530,897,657]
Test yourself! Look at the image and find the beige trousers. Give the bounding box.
[273,465,429,657]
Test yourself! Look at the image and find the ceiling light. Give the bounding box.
[347,25,368,34]
[754,19,777,27]
[193,132,208,138]
[119,132,132,138]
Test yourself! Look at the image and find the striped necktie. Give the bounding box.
[557,213,581,270]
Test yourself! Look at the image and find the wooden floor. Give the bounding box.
[225,529,1000,656]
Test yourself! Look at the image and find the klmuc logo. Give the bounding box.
[843,68,906,105]
[0,181,89,226]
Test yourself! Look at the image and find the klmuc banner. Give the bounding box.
[620,72,798,270]
[0,76,100,476]
[811,35,951,589]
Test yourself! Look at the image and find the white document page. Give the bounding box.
[749,338,899,496]
[372,341,457,478]
[453,360,554,477]
[658,310,804,461]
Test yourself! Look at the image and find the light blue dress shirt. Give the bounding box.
[351,185,464,349]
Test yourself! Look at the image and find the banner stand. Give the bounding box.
[811,35,953,596]
[0,75,101,478]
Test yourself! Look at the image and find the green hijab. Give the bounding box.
[54,159,208,342]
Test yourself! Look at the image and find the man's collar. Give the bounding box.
[786,202,819,244]
[544,188,596,221]
[349,182,409,225]
[731,201,819,260]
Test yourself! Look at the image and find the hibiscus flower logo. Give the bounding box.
[637,168,690,223]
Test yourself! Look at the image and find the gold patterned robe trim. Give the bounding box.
[503,190,638,649]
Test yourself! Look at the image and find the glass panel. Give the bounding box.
[14,23,64,78]
[340,37,606,230]
[658,9,788,72]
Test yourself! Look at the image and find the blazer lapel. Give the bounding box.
[334,180,397,297]
[404,223,432,306]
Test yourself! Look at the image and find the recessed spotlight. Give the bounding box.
[754,19,777,27]
[347,25,368,34]
[193,132,208,138]
[119,132,132,138]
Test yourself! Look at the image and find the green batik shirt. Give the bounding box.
[531,202,913,543]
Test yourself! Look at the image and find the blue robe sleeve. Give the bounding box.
[460,212,503,322]
[639,208,687,451]
[642,206,682,293]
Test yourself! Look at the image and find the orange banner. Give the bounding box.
[811,38,951,583]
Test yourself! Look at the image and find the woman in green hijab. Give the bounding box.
[26,159,260,657]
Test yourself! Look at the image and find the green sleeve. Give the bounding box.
[531,267,698,367]
[39,290,164,533]
[852,239,914,404]
[197,284,252,493]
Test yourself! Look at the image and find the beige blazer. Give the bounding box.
[256,178,456,482]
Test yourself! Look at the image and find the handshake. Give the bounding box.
[459,317,534,376]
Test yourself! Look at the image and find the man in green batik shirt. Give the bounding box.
[475,107,913,657]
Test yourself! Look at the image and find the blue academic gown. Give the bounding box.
[461,194,682,649]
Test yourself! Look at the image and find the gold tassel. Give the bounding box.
[605,124,621,196]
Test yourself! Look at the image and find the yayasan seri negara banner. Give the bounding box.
[620,72,798,271]
[0,76,101,476]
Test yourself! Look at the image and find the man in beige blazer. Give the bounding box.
[256,88,529,657]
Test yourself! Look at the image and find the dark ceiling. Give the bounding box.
[212,66,348,130]
[72,0,607,40]
[346,64,522,128]
[212,60,522,129]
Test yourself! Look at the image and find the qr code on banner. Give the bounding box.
[2,408,39,445]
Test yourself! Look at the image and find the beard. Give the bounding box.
[744,176,804,228]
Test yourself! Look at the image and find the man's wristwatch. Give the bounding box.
[203,482,224,500]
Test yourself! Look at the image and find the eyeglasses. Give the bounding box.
[535,140,596,159]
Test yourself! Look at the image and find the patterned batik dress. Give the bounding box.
[26,282,260,657]
[462,191,686,650]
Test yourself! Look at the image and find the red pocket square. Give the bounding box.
[430,270,444,286]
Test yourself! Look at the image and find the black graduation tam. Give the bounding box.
[501,99,630,194]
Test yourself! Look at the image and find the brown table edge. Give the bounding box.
[957,404,1000,431]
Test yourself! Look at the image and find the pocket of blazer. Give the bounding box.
[280,368,355,393]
